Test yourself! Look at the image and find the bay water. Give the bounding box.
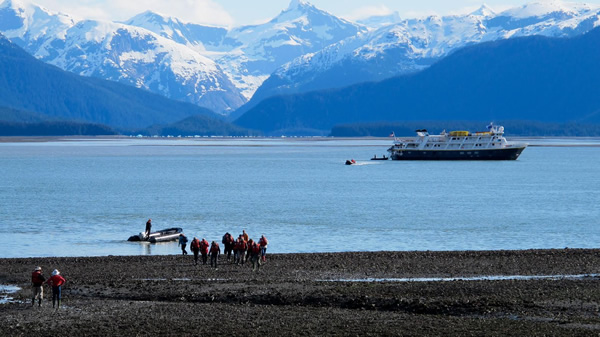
[0,137,599,258]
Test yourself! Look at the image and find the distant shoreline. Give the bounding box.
[1,135,600,147]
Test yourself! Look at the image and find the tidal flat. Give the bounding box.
[1,249,600,336]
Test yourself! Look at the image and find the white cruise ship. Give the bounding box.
[387,124,527,160]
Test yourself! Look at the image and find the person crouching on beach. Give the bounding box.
[178,234,188,255]
[209,241,221,269]
[31,266,45,307]
[190,237,201,265]
[200,238,209,265]
[46,269,65,309]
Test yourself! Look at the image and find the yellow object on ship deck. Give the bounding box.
[449,131,469,136]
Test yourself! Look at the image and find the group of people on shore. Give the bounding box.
[31,266,66,308]
[177,230,268,271]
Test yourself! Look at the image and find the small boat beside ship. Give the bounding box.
[127,227,183,243]
[387,124,526,160]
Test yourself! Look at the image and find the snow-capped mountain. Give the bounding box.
[3,0,600,118]
[124,0,366,100]
[258,1,600,105]
[0,0,243,114]
[124,11,227,51]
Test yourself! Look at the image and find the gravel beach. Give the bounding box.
[1,249,600,336]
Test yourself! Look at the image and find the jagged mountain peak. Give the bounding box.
[469,4,496,17]
[1,0,30,10]
[0,0,70,19]
[125,10,185,27]
[287,0,311,10]
[274,0,344,24]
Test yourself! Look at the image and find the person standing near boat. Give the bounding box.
[178,234,188,255]
[46,269,65,309]
[145,219,152,239]
[190,237,201,265]
[31,266,45,307]
[200,238,209,265]
[209,241,220,269]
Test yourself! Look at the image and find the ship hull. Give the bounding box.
[388,146,525,160]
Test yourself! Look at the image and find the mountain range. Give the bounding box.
[0,32,239,132]
[2,0,600,121]
[247,1,600,117]
[235,27,600,135]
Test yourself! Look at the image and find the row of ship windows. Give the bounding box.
[424,143,496,148]
[405,152,481,155]
[450,137,498,140]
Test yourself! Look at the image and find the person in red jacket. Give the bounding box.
[258,235,269,262]
[190,237,201,265]
[199,238,209,265]
[234,236,245,265]
[31,266,45,307]
[245,238,254,263]
[250,242,262,272]
[46,269,66,309]
[209,241,221,269]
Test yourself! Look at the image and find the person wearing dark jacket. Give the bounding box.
[46,269,66,309]
[178,234,188,255]
[145,219,152,239]
[31,266,45,307]
[222,232,234,261]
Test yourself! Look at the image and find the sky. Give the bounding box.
[30,0,600,27]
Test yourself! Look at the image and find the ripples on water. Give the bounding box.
[0,137,599,258]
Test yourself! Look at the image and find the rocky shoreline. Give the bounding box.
[1,249,600,336]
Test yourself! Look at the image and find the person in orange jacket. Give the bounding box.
[46,269,66,309]
[258,235,269,262]
[250,241,262,272]
[209,241,221,269]
[234,236,247,265]
[199,238,210,265]
[245,238,254,262]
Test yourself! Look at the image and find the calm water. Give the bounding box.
[1,137,599,258]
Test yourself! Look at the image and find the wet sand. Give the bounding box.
[1,249,600,336]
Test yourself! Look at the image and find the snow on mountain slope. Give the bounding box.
[262,1,600,101]
[0,0,73,51]
[0,0,244,114]
[124,11,227,51]
[214,0,367,99]
[122,0,366,101]
[3,0,600,117]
